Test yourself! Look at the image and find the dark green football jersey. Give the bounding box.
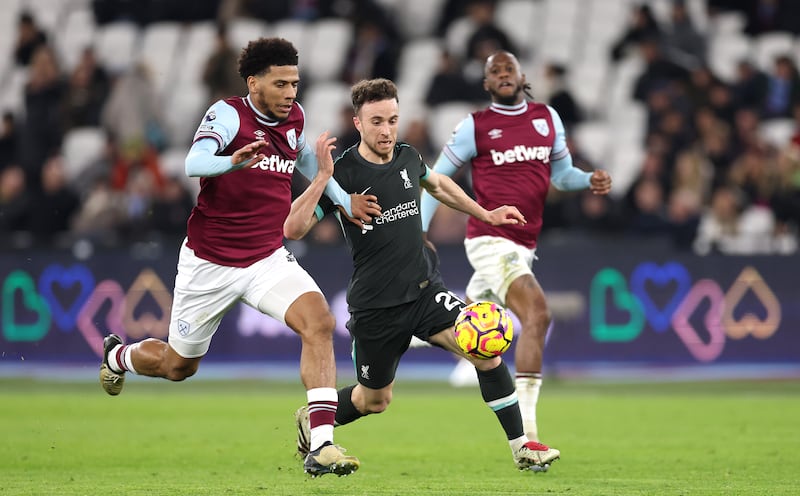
[318,143,440,310]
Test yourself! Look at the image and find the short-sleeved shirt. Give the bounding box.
[318,143,440,310]
[186,96,307,267]
[442,101,563,249]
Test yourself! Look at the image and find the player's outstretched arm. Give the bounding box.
[185,139,267,177]
[589,170,612,195]
[422,171,526,226]
[283,133,335,240]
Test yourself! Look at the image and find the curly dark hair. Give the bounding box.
[237,37,298,79]
[350,78,398,114]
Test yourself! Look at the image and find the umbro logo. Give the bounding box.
[361,365,370,380]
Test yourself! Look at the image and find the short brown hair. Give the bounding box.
[351,78,398,114]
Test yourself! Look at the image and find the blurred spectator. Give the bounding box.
[102,62,168,152]
[727,148,780,207]
[0,112,18,169]
[459,0,516,85]
[61,47,110,131]
[13,11,47,67]
[0,165,30,233]
[663,0,707,69]
[672,147,714,204]
[202,24,247,102]
[732,60,769,111]
[693,184,777,255]
[332,104,361,158]
[666,187,703,249]
[731,107,766,157]
[341,18,401,84]
[425,50,486,105]
[27,155,80,244]
[707,81,737,123]
[71,176,126,236]
[623,148,669,217]
[563,191,624,237]
[542,63,582,129]
[632,37,691,104]
[610,4,662,62]
[18,45,66,192]
[401,118,437,164]
[762,55,800,120]
[464,0,516,63]
[436,0,473,36]
[685,66,719,110]
[110,139,166,195]
[771,114,800,250]
[147,175,195,236]
[626,177,672,237]
[743,0,800,36]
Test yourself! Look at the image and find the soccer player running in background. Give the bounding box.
[420,50,612,452]
[98,37,380,478]
[285,78,560,472]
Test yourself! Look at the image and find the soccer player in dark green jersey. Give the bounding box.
[285,78,560,472]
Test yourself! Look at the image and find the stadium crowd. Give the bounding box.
[0,0,798,255]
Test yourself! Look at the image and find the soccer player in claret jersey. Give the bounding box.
[97,37,379,478]
[420,51,613,464]
[284,78,560,472]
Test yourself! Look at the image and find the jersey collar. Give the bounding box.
[245,94,284,127]
[489,100,528,116]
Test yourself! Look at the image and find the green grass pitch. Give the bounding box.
[1,377,798,495]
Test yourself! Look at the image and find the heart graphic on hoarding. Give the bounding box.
[2,270,52,342]
[590,268,645,342]
[630,262,691,332]
[76,280,126,357]
[38,263,95,332]
[671,279,726,362]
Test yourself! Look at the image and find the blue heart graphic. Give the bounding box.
[630,262,691,332]
[38,263,95,332]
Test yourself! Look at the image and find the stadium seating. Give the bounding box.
[62,126,107,185]
[0,0,797,211]
[94,21,139,74]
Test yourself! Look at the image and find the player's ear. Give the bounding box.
[483,78,489,92]
[353,115,362,133]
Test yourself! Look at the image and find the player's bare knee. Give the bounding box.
[164,360,199,381]
[301,311,336,340]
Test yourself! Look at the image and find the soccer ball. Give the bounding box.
[454,301,513,359]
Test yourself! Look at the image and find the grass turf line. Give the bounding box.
[1,379,798,495]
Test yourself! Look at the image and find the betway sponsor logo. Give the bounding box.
[374,199,419,226]
[251,154,295,173]
[490,145,552,165]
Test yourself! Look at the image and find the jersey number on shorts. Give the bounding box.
[435,291,465,311]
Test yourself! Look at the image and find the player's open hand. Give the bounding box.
[315,131,337,180]
[590,170,612,195]
[486,205,526,226]
[231,140,267,168]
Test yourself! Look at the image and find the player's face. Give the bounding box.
[483,52,526,105]
[354,98,399,163]
[247,65,300,121]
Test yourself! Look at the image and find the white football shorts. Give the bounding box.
[168,239,322,358]
[463,235,537,304]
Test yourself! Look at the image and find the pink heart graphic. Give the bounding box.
[76,280,126,357]
[671,279,726,362]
